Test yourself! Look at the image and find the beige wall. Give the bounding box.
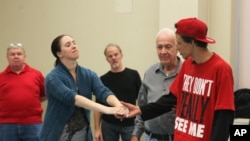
[238,0,250,88]
[159,0,199,30]
[0,0,159,78]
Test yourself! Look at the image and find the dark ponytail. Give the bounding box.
[51,34,67,66]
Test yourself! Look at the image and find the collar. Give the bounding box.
[5,63,29,74]
[155,56,183,77]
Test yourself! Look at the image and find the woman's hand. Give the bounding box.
[113,106,129,120]
[120,101,141,118]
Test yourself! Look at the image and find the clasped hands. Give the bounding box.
[113,101,141,120]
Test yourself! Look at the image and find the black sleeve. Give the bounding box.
[135,71,142,99]
[211,110,234,141]
[139,93,177,121]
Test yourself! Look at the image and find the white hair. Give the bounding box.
[156,28,176,44]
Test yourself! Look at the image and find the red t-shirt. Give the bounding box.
[0,64,45,124]
[170,53,234,141]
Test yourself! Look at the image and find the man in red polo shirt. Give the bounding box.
[0,43,46,141]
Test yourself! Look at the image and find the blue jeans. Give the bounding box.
[0,123,41,141]
[101,120,134,141]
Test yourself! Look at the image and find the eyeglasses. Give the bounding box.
[9,43,22,48]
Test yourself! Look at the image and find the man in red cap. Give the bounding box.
[121,17,234,141]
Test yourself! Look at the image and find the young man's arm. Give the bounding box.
[140,93,177,120]
[211,110,234,141]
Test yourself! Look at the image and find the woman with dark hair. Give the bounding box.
[40,34,127,141]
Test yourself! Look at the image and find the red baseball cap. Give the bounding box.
[175,17,216,44]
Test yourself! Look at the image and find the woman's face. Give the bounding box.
[57,35,79,61]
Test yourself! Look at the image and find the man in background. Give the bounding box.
[131,28,182,141]
[94,43,142,141]
[0,43,46,141]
